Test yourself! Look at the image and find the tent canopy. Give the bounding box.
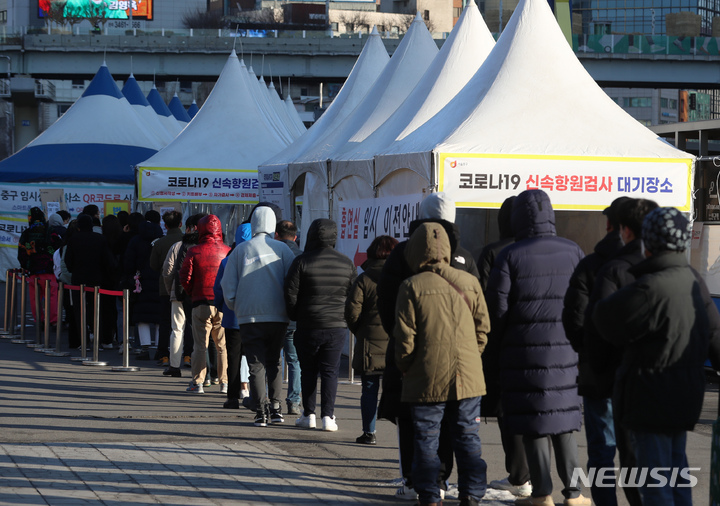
[0,64,160,183]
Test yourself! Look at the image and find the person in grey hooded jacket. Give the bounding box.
[221,206,296,427]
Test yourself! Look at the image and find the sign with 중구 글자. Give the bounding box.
[439,153,693,211]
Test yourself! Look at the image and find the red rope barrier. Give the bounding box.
[63,285,123,297]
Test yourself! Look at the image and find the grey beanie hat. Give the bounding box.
[419,192,456,223]
[641,207,691,253]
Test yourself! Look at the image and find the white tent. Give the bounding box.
[257,27,390,222]
[266,80,304,139]
[285,15,438,244]
[330,1,495,198]
[122,74,175,147]
[137,50,289,205]
[284,94,307,134]
[375,0,694,212]
[249,68,296,145]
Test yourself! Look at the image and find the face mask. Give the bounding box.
[619,226,626,246]
[640,239,646,257]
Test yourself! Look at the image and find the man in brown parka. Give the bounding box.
[395,222,490,506]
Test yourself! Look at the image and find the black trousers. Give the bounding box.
[225,328,243,399]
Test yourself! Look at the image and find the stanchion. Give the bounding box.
[84,286,107,367]
[70,284,89,362]
[27,277,42,348]
[339,331,360,385]
[12,274,32,344]
[46,281,69,357]
[1,270,17,338]
[112,289,138,372]
[34,279,52,352]
[1,270,11,335]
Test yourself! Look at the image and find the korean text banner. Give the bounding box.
[138,168,259,204]
[0,182,133,273]
[439,154,693,211]
[335,194,423,268]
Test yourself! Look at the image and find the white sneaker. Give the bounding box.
[394,484,418,500]
[489,477,532,497]
[295,413,316,429]
[321,415,338,431]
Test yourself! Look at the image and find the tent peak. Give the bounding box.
[370,26,379,35]
[414,11,422,22]
[230,48,237,58]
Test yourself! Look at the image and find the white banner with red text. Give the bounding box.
[438,153,693,211]
[334,194,424,268]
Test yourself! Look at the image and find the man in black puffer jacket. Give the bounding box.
[594,207,720,506]
[581,199,657,506]
[562,196,631,506]
[284,218,357,432]
[376,192,478,501]
[485,189,589,506]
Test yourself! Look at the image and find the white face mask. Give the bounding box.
[619,226,626,246]
[640,239,646,257]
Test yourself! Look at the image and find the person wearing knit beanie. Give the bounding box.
[640,207,691,254]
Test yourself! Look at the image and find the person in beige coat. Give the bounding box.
[395,222,490,506]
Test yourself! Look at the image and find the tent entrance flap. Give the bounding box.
[437,152,694,211]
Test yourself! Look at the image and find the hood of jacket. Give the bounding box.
[251,206,276,237]
[512,189,556,241]
[360,257,385,282]
[419,192,456,223]
[235,223,252,245]
[305,219,337,251]
[139,220,163,242]
[197,215,223,243]
[28,206,46,226]
[498,196,516,239]
[408,218,459,254]
[405,222,451,274]
[48,213,64,228]
[247,202,282,224]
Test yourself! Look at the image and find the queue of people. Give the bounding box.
[15,188,720,506]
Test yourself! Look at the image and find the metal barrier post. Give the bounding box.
[84,286,107,367]
[71,284,89,362]
[112,289,138,372]
[339,331,360,385]
[27,277,42,348]
[13,274,32,344]
[1,270,10,334]
[1,271,16,338]
[34,279,51,352]
[47,282,69,357]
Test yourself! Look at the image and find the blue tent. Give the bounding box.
[0,64,162,183]
[168,93,192,123]
[187,100,200,119]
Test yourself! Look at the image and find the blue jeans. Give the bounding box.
[360,374,381,433]
[630,430,692,506]
[411,397,487,503]
[584,397,618,506]
[284,328,301,405]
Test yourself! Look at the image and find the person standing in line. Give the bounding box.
[593,207,720,506]
[161,214,205,378]
[18,207,62,328]
[275,219,303,415]
[485,189,589,506]
[285,218,357,432]
[395,222,489,506]
[65,214,116,349]
[215,222,256,409]
[179,214,229,394]
[149,210,184,368]
[345,234,398,445]
[477,196,531,498]
[376,192,478,501]
[124,216,164,360]
[221,207,296,426]
[568,198,656,506]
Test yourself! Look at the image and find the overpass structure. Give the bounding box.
[0,33,719,89]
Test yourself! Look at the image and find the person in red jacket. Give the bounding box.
[179,215,230,393]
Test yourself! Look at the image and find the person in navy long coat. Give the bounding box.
[485,189,590,506]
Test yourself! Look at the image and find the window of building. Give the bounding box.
[0,11,7,23]
[330,22,338,31]
[453,7,462,17]
[626,97,652,107]
[300,87,308,96]
[179,81,192,93]
[423,10,430,20]
[57,104,71,117]
[669,99,677,109]
[661,98,668,108]
[71,79,84,89]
